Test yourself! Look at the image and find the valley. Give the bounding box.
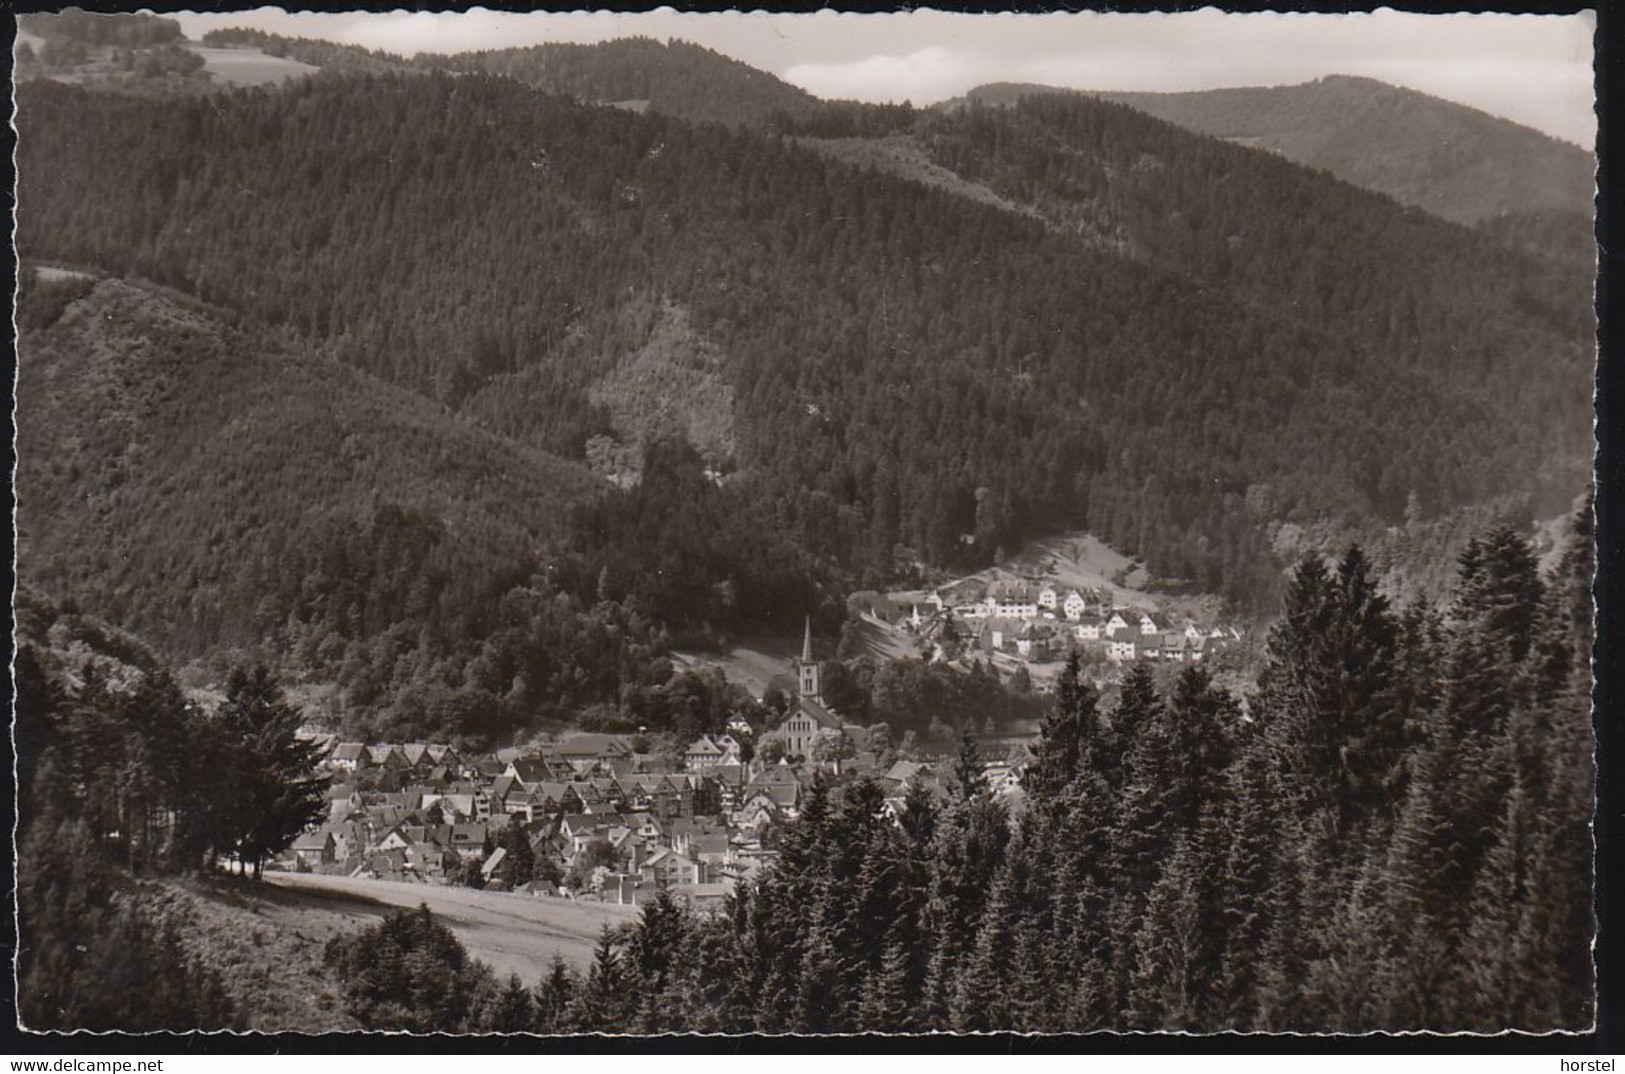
[9,8,1598,1039]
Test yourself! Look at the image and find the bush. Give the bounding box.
[323,904,494,1031]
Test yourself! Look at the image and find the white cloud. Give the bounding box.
[783,46,999,105]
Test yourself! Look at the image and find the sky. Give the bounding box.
[172,7,1597,147]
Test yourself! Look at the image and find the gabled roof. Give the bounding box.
[333,742,367,761]
[401,744,431,766]
[555,734,632,758]
[508,758,556,784]
[686,737,724,757]
[293,830,335,850]
[783,696,846,732]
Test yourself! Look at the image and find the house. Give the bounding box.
[292,830,336,868]
[375,823,417,852]
[1074,616,1105,642]
[643,847,701,887]
[1139,613,1163,636]
[405,843,461,881]
[330,742,370,772]
[429,786,490,820]
[368,745,409,772]
[1062,590,1089,621]
[329,820,366,862]
[982,617,1019,654]
[1036,582,1060,611]
[744,766,802,811]
[355,849,414,882]
[424,744,461,770]
[555,734,634,765]
[1107,630,1145,663]
[1105,611,1133,638]
[685,736,726,770]
[449,823,489,856]
[1163,634,1208,663]
[983,582,1039,621]
[505,758,558,787]
[401,743,432,769]
[735,795,783,837]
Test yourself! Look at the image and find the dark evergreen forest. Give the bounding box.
[14,615,327,1030]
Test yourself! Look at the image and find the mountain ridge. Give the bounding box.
[956,74,1594,226]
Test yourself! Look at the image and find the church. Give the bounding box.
[777,619,850,759]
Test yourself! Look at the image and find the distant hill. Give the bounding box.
[962,75,1594,227]
[198,29,820,127]
[15,271,600,666]
[421,36,822,126]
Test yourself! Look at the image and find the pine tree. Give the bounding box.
[1025,650,1097,801]
[483,973,537,1033]
[952,726,988,800]
[857,927,915,1032]
[533,955,578,1033]
[572,925,628,1031]
[221,664,327,879]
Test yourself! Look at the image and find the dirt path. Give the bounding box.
[262,872,639,981]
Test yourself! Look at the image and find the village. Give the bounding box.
[860,576,1244,673]
[283,631,1027,908]
[281,575,1242,909]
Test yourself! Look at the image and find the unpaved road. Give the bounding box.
[263,871,638,981]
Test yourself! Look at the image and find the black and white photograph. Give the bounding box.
[8,2,1604,1041]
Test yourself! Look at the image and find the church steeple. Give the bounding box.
[798,617,820,701]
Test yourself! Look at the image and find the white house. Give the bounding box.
[1105,611,1133,638]
[1062,590,1089,621]
[1037,583,1060,611]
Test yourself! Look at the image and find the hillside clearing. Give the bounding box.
[188,44,319,86]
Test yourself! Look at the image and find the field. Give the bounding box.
[187,44,319,86]
[263,872,640,980]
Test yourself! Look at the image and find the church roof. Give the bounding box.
[785,695,846,731]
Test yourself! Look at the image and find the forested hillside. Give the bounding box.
[965,75,1594,227]
[16,74,1592,623]
[15,271,833,743]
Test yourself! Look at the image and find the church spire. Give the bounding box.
[798,617,820,701]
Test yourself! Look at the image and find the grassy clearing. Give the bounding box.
[264,872,640,981]
[187,45,318,87]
